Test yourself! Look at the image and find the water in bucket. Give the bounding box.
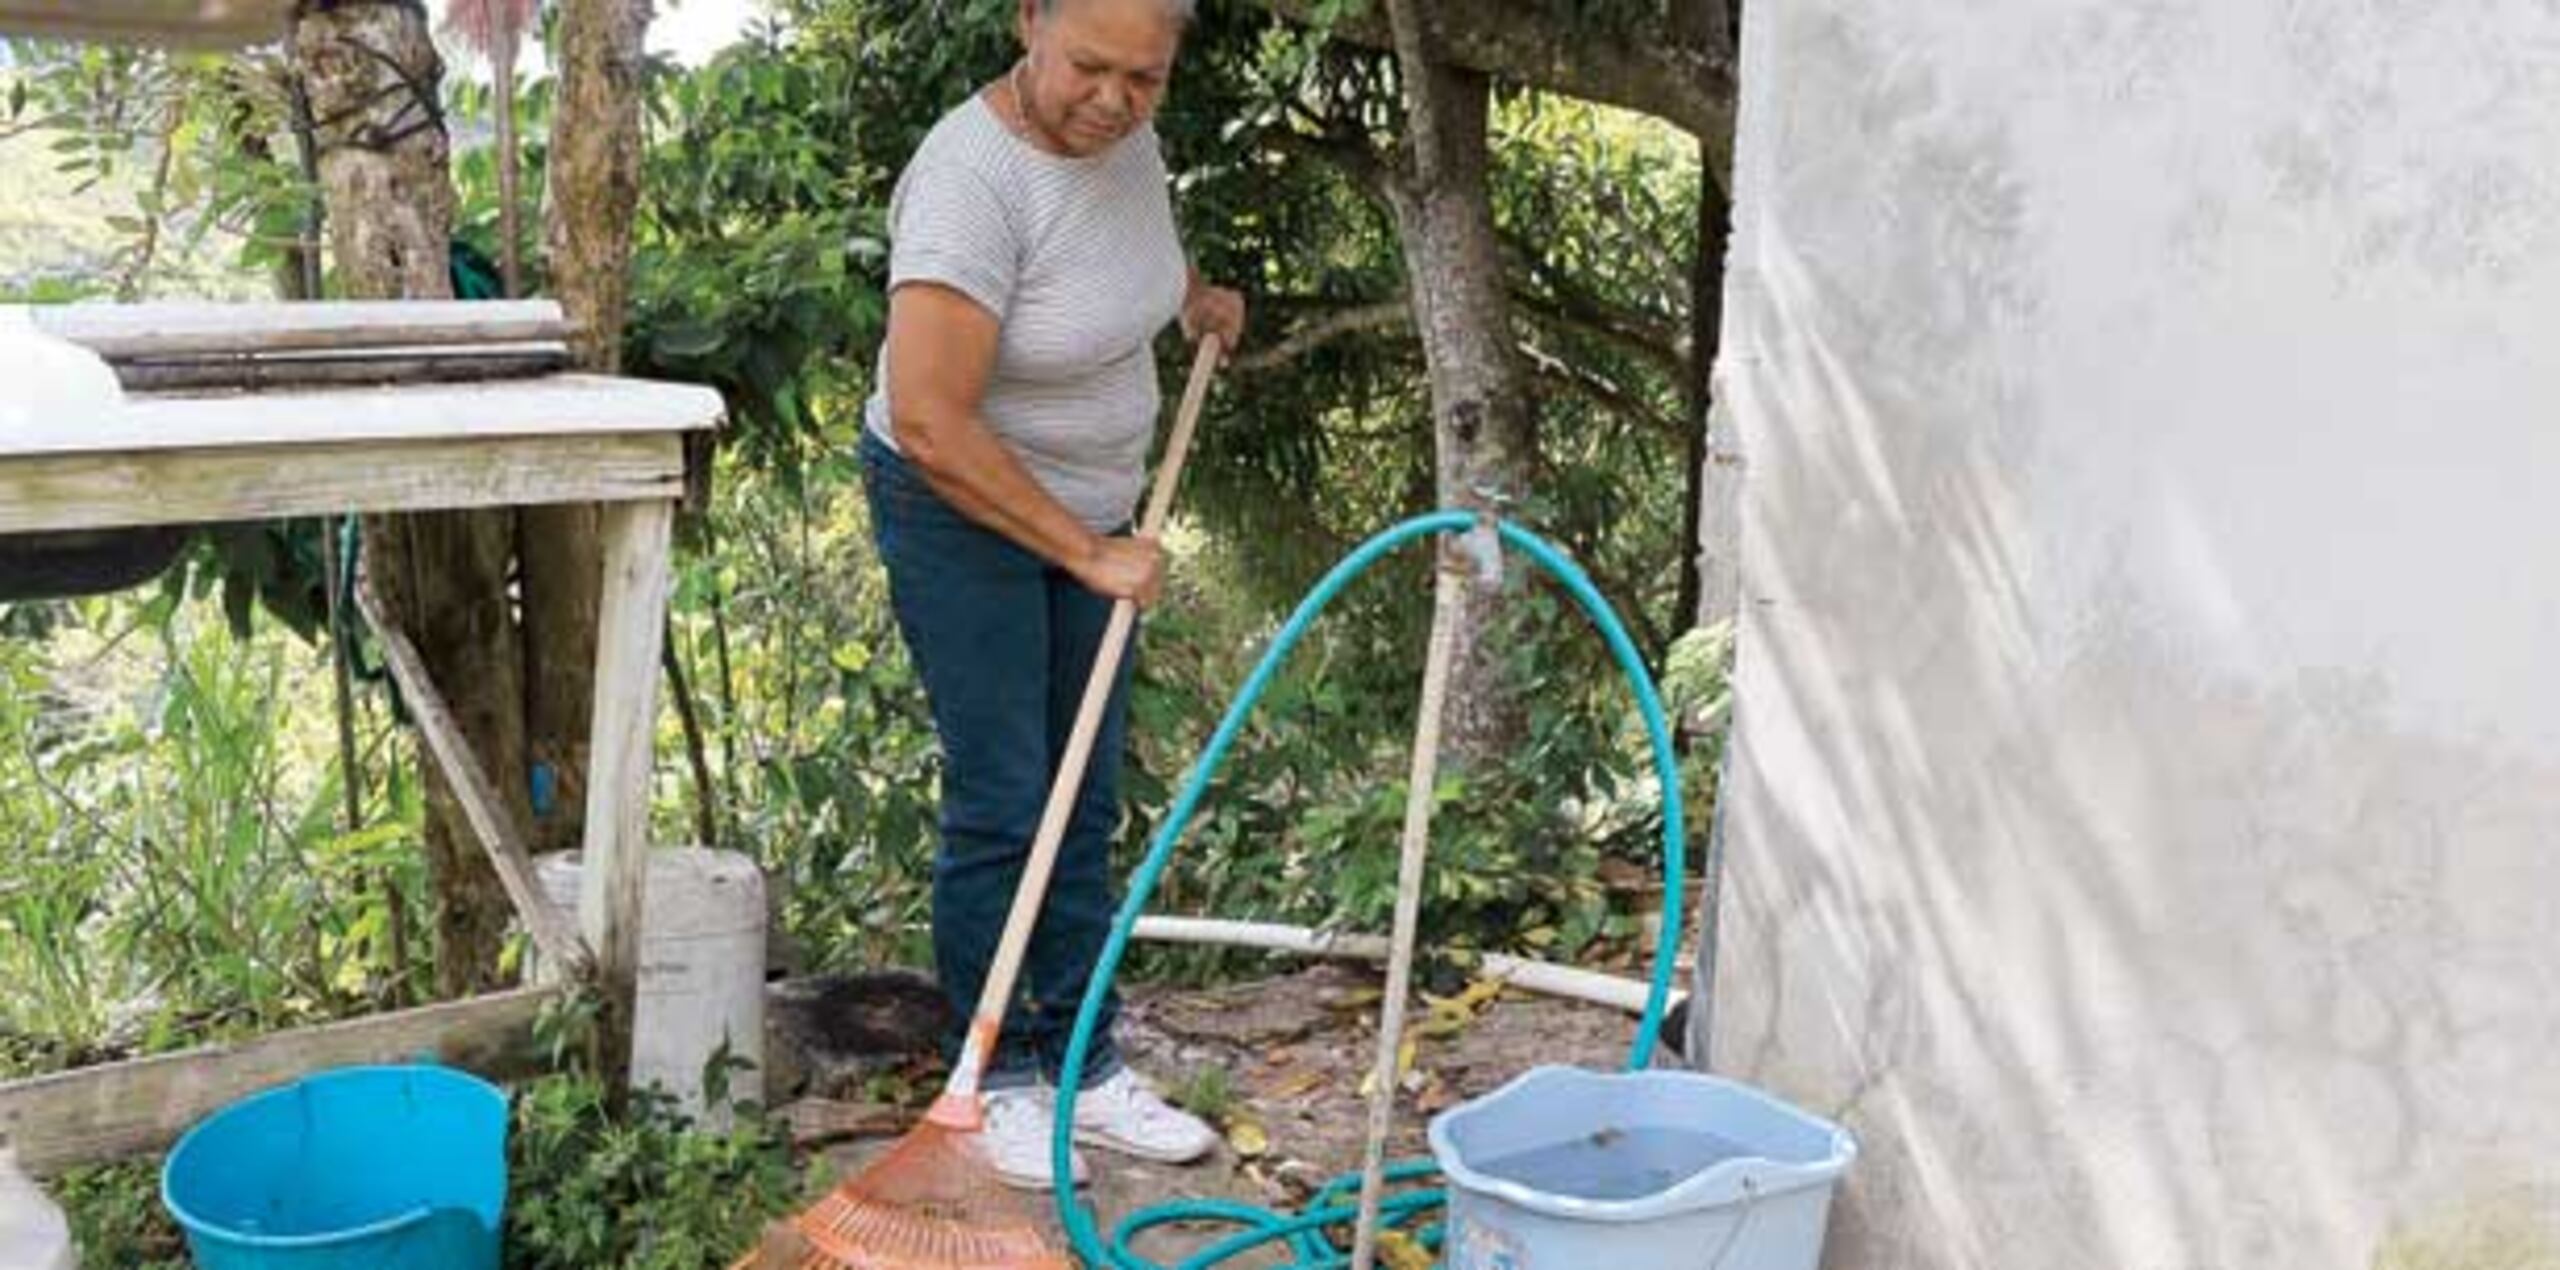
[161,1064,509,1270]
[1429,1066,1855,1270]
[1473,1124,1752,1203]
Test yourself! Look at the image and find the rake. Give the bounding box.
[742,335,1224,1270]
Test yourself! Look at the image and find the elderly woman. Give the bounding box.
[859,0,1247,1190]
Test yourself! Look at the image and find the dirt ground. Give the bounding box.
[800,962,1650,1267]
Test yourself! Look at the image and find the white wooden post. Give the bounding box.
[579,499,675,1085]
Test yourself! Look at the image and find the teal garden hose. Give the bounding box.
[1052,512,1693,1269]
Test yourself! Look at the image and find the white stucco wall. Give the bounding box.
[1711,3,2560,1267]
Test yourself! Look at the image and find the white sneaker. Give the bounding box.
[1070,1068,1219,1164]
[981,1087,1090,1191]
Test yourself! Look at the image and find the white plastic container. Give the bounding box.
[534,848,767,1126]
[0,1147,77,1270]
[1429,1066,1855,1270]
[0,308,127,439]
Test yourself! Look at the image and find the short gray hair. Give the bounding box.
[1039,0,1197,21]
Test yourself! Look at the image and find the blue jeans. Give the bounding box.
[861,430,1126,1090]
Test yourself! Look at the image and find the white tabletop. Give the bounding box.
[1,373,726,460]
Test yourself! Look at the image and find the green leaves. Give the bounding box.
[619,35,886,476]
[5,39,304,298]
[0,597,428,1076]
[49,1163,186,1269]
[503,1069,809,1269]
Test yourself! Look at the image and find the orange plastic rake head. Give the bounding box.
[801,1100,1068,1268]
[739,1100,1070,1270]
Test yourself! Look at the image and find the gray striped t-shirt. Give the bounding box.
[863,94,1188,531]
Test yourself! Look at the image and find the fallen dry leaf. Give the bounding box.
[1227,1117,1271,1159]
[1414,1075,1458,1115]
[1377,1229,1435,1270]
[1412,977,1505,1039]
[1328,994,1385,1017]
[1263,1069,1328,1100]
[1359,1040,1425,1100]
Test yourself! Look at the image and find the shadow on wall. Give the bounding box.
[1708,7,2560,1270]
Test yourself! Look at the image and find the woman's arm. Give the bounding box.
[883,282,1164,605]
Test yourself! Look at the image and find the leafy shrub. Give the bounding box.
[491,999,811,1268]
[502,1071,812,1270]
[51,1161,185,1269]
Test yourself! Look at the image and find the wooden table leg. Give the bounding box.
[579,498,674,1089]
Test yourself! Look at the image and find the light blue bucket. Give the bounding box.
[160,1064,509,1270]
[1428,1066,1855,1270]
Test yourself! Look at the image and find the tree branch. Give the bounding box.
[1257,129,1694,386]
[1520,338,1683,442]
[1380,0,1440,194]
[1252,0,1736,156]
[1233,298,1411,372]
[1588,179,1694,303]
[662,616,721,850]
[1236,288,1686,392]
[1512,288,1688,384]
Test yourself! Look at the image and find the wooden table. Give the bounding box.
[0,353,723,1172]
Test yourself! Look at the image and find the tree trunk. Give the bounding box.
[1680,164,1737,635]
[293,1,527,998]
[519,501,601,856]
[543,0,651,373]
[493,36,522,298]
[521,0,653,854]
[1379,32,1536,771]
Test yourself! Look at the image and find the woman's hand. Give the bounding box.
[1180,277,1247,354]
[1071,533,1167,607]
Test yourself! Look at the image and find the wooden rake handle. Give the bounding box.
[945,334,1225,1098]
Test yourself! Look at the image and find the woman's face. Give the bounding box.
[1015,0,1183,157]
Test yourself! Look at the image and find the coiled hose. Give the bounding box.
[1051,512,1692,1269]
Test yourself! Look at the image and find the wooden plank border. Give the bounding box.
[0,985,563,1175]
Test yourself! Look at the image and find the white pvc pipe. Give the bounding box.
[1132,915,1659,1015]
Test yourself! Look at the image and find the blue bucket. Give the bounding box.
[160,1065,509,1270]
[1428,1066,1855,1270]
